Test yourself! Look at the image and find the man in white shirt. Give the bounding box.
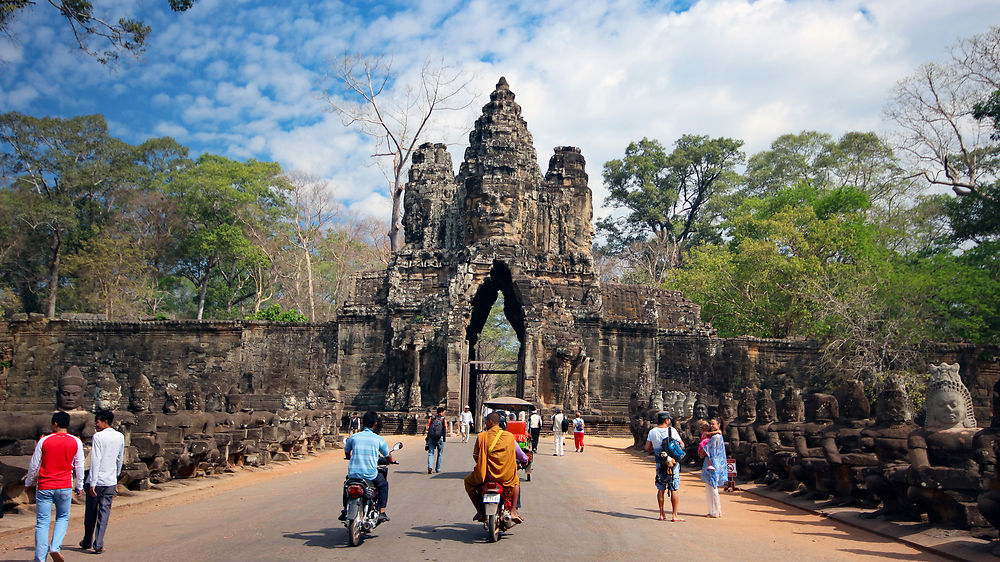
[529,409,542,451]
[79,410,125,554]
[551,408,565,456]
[459,406,474,442]
[644,411,685,522]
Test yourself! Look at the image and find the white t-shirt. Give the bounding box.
[551,413,565,432]
[460,411,474,425]
[529,412,542,429]
[647,426,681,455]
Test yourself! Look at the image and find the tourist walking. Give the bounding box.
[426,407,449,474]
[349,412,361,434]
[644,411,685,522]
[25,411,84,562]
[701,418,728,518]
[79,410,124,554]
[529,409,542,451]
[460,405,474,442]
[573,411,585,452]
[551,408,565,456]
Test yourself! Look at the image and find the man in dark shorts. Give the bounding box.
[644,411,685,521]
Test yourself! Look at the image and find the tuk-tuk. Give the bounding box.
[483,396,535,481]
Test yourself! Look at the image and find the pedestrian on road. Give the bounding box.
[573,411,585,452]
[460,406,474,442]
[551,408,565,456]
[426,406,449,474]
[79,410,124,554]
[644,411,685,522]
[25,411,84,562]
[528,409,542,451]
[701,418,728,518]
[349,412,361,434]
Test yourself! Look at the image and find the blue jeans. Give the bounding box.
[427,437,444,472]
[35,488,72,562]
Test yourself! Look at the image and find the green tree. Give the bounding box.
[597,135,744,283]
[1,0,198,64]
[0,112,135,317]
[167,154,289,320]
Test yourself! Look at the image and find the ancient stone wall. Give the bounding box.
[1,317,340,412]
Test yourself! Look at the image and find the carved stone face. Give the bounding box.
[757,400,777,423]
[737,400,757,422]
[693,402,709,419]
[58,384,84,410]
[875,391,912,424]
[927,389,965,429]
[780,396,804,423]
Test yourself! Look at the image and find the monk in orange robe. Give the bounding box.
[464,412,524,523]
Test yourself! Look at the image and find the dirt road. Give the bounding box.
[0,434,943,561]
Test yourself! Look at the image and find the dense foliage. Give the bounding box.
[0,112,388,321]
[597,28,1000,388]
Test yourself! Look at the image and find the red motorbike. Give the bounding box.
[481,481,514,542]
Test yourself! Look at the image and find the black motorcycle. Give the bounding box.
[343,441,402,546]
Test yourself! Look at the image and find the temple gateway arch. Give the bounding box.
[335,78,712,417]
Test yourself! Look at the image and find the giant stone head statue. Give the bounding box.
[130,374,154,413]
[924,363,976,429]
[93,372,121,412]
[875,374,914,424]
[757,389,777,423]
[57,366,87,411]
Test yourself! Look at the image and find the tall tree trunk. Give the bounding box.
[196,273,209,320]
[388,175,405,251]
[46,235,61,318]
[304,248,315,322]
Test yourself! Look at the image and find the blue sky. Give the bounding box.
[2,0,999,221]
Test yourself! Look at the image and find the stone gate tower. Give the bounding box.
[337,78,711,415]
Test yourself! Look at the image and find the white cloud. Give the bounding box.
[5,0,1000,226]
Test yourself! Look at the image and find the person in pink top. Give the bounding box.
[25,411,84,562]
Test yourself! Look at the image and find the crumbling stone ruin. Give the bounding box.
[624,363,1000,538]
[1,78,999,540]
[336,77,712,418]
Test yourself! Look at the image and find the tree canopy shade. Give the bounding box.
[0,0,197,64]
[0,112,137,317]
[596,135,744,284]
[167,154,289,320]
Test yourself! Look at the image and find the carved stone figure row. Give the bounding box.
[627,363,1000,536]
[0,367,343,515]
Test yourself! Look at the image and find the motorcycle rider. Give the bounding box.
[464,412,527,524]
[340,410,393,523]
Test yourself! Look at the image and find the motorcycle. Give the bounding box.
[343,441,402,547]
[481,481,515,542]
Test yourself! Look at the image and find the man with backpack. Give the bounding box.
[644,411,686,522]
[551,408,566,456]
[426,407,449,474]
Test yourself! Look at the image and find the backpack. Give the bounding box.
[560,417,569,433]
[428,416,445,440]
[661,428,685,462]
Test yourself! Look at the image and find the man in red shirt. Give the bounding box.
[25,411,84,562]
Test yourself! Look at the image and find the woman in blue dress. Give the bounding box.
[701,418,728,518]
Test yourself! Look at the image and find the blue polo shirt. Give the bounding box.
[345,428,389,480]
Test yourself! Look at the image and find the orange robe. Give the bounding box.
[464,425,519,495]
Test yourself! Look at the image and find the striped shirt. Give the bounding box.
[345,428,389,480]
[26,432,85,491]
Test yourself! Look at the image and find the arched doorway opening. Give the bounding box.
[464,262,525,419]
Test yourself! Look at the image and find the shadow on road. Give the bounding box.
[283,527,352,549]
[405,522,488,544]
[430,471,468,479]
[587,509,647,520]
